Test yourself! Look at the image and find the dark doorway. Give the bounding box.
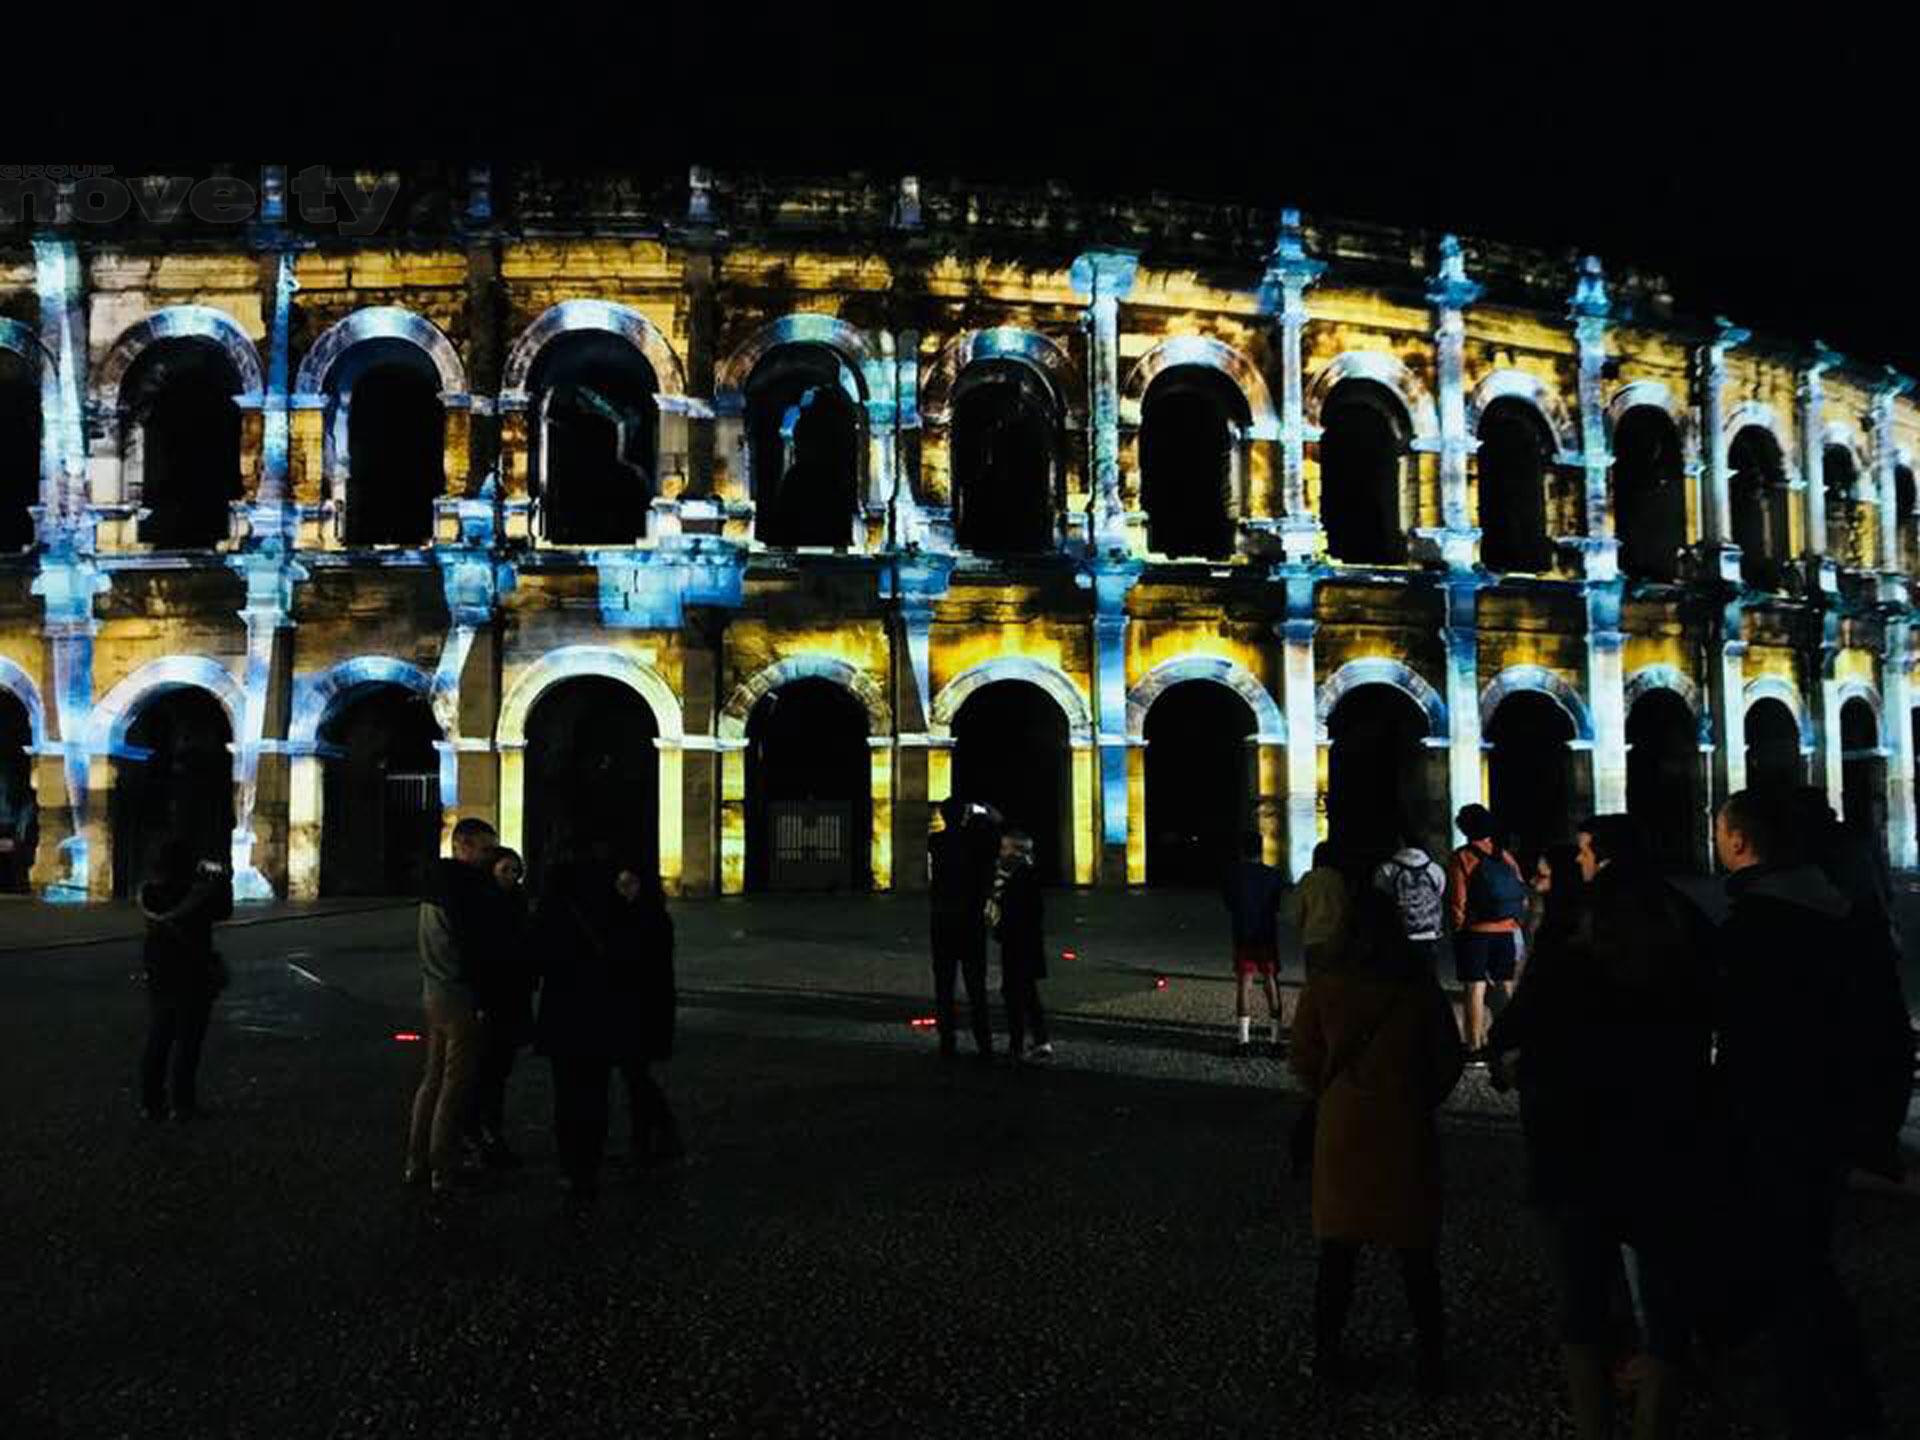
[1486,691,1576,860]
[0,350,39,551]
[342,341,444,545]
[1477,398,1554,573]
[1140,366,1242,560]
[0,693,33,892]
[1326,684,1442,861]
[952,681,1070,885]
[1627,689,1703,873]
[1897,466,1916,576]
[1614,406,1686,582]
[1143,681,1255,885]
[1743,696,1804,797]
[111,689,234,898]
[952,361,1058,555]
[745,678,871,892]
[123,339,242,549]
[1824,445,1863,570]
[319,686,443,897]
[1729,428,1790,589]
[1318,380,1409,565]
[1840,697,1887,867]
[747,345,861,549]
[532,331,657,545]
[524,678,659,887]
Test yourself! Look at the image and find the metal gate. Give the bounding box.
[768,801,854,891]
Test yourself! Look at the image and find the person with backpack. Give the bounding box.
[1372,832,1447,977]
[1446,804,1530,1058]
[1222,830,1287,1054]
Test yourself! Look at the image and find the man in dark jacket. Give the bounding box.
[1222,830,1286,1054]
[138,839,235,1120]
[1713,789,1885,1438]
[928,797,999,1061]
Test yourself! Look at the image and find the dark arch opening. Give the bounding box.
[1477,397,1555,574]
[748,345,861,549]
[341,340,444,545]
[1141,366,1244,560]
[953,360,1059,555]
[0,692,33,892]
[745,678,872,893]
[1743,696,1804,798]
[1729,427,1790,589]
[1143,680,1256,885]
[1318,379,1409,565]
[1614,406,1686,582]
[532,331,658,545]
[524,677,659,889]
[0,351,39,552]
[1897,465,1917,576]
[318,686,443,897]
[1824,444,1862,569]
[1840,697,1887,866]
[123,339,242,549]
[111,689,234,898]
[1626,688,1704,873]
[952,681,1070,885]
[1486,691,1577,860]
[1326,684,1444,861]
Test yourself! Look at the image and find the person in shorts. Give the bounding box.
[1222,831,1286,1053]
[1373,831,1447,975]
[1445,804,1528,1058]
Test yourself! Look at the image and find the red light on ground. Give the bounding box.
[1154,976,1168,991]
[1061,950,1077,961]
[392,1031,423,1043]
[909,1017,938,1029]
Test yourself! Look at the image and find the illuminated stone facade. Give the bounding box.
[1,165,1916,902]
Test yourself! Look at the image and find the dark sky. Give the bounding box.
[33,12,1917,372]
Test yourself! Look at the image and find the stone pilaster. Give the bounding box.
[431,489,514,849]
[677,608,727,897]
[1797,345,1843,595]
[1420,236,1482,570]
[1274,567,1319,880]
[1884,619,1917,871]
[1263,209,1326,563]
[1571,258,1627,812]
[1070,250,1140,555]
[1872,369,1914,602]
[1086,558,1143,883]
[881,554,951,891]
[1696,318,1749,582]
[1441,576,1487,842]
[1705,597,1748,806]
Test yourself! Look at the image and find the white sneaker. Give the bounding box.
[1028,1042,1055,1062]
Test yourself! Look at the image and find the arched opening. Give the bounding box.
[952,360,1059,555]
[337,340,445,546]
[1743,695,1805,798]
[1317,379,1409,565]
[111,689,234,898]
[122,339,242,549]
[524,677,659,889]
[1627,688,1704,873]
[1896,465,1917,577]
[951,681,1071,885]
[0,693,33,892]
[1824,445,1863,570]
[1476,397,1556,574]
[1325,684,1444,861]
[318,686,443,897]
[1840,697,1887,866]
[1142,681,1256,885]
[1140,366,1244,560]
[531,331,658,545]
[747,345,862,549]
[1614,406,1686,582]
[0,350,39,552]
[1729,427,1791,589]
[745,678,872,892]
[1486,691,1578,860]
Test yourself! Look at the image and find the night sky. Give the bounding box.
[33,15,1914,372]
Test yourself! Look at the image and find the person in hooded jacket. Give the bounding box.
[987,829,1051,1063]
[137,838,234,1121]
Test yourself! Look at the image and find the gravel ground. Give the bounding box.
[1,894,1915,1439]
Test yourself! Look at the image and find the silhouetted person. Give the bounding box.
[1489,816,1712,1440]
[928,797,999,1061]
[1289,882,1466,1395]
[1787,784,1898,951]
[1446,804,1529,1057]
[1282,840,1351,978]
[987,829,1051,1063]
[405,816,497,1197]
[466,845,533,1168]
[1222,830,1285,1054]
[610,859,682,1166]
[137,839,233,1121]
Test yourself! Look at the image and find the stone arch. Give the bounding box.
[1835,680,1887,749]
[920,327,1085,428]
[1121,336,1278,438]
[1624,663,1702,717]
[1468,369,1580,458]
[1125,654,1283,741]
[1480,665,1595,743]
[1315,658,1449,741]
[1303,352,1439,440]
[1724,402,1793,470]
[1605,379,1689,437]
[289,656,437,748]
[0,654,47,749]
[1742,676,1816,751]
[88,656,246,755]
[294,307,468,399]
[95,306,264,409]
[0,318,52,372]
[496,645,684,747]
[930,657,1094,746]
[714,314,879,405]
[1822,422,1873,491]
[498,300,688,407]
[717,655,892,740]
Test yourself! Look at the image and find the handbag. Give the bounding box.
[1288,992,1405,1180]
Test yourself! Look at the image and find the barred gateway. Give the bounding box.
[0,164,1915,902]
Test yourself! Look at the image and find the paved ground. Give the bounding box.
[2,891,1916,1438]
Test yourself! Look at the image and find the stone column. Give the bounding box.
[1265,208,1326,564]
[1442,577,1486,841]
[1571,258,1628,812]
[868,736,894,890]
[1885,619,1917,871]
[1275,568,1318,880]
[1705,598,1748,805]
[883,556,950,892]
[285,749,324,901]
[1070,250,1140,555]
[1873,370,1914,591]
[1423,236,1483,570]
[1087,559,1142,885]
[1697,319,1749,578]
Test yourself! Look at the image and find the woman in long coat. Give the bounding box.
[1288,883,1466,1393]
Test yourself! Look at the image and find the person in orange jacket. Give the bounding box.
[1444,804,1529,1058]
